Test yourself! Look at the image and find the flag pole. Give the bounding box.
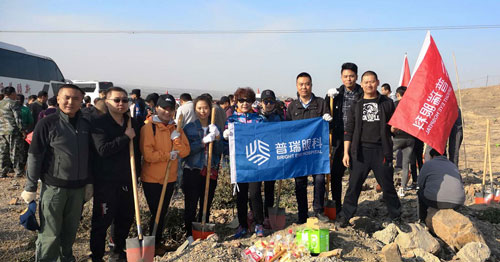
[452,52,468,175]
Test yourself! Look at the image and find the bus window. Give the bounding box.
[75,83,97,93]
[99,82,113,90]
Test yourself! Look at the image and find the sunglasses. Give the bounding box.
[263,100,276,105]
[108,98,129,104]
[237,98,253,104]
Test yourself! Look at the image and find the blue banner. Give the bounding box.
[229,117,330,183]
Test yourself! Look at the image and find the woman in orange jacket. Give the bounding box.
[140,94,190,254]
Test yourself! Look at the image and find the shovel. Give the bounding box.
[151,115,184,239]
[475,119,489,204]
[268,180,286,230]
[126,118,155,262]
[485,130,495,204]
[324,96,336,220]
[192,107,216,240]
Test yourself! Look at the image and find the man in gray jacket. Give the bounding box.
[417,149,465,221]
[21,84,92,262]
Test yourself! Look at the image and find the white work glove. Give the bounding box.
[223,129,232,140]
[208,124,220,137]
[169,150,179,160]
[322,113,333,122]
[171,130,181,140]
[327,88,339,98]
[84,184,93,202]
[21,190,36,204]
[202,133,216,144]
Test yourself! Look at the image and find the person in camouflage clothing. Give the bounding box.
[17,94,34,175]
[0,86,24,177]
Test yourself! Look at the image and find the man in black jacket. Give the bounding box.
[89,87,142,262]
[21,84,92,262]
[286,72,332,224]
[338,71,401,227]
[325,62,363,214]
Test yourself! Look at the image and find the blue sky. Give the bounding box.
[1,0,499,97]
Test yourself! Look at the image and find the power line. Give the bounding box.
[1,25,500,35]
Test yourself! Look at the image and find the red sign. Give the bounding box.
[389,32,458,154]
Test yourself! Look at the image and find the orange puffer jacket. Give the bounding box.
[140,121,190,184]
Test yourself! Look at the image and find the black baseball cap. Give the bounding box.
[156,94,176,109]
[261,89,276,101]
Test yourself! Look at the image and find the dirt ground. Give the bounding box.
[1,85,500,262]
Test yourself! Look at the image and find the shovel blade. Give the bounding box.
[324,200,336,220]
[475,192,485,204]
[192,222,215,240]
[268,207,286,230]
[126,236,155,262]
[494,189,500,203]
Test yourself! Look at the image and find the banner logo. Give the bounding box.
[246,140,270,166]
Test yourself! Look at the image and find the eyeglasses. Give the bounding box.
[237,98,253,104]
[263,100,275,105]
[108,98,129,104]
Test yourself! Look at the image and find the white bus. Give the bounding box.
[0,42,67,97]
[72,80,114,103]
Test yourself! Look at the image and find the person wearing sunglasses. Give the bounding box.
[223,87,265,238]
[286,72,333,224]
[89,86,142,262]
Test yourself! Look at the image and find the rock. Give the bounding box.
[381,243,402,262]
[318,248,342,258]
[373,223,398,244]
[9,197,18,205]
[349,216,380,233]
[395,223,440,254]
[206,233,219,242]
[425,208,485,250]
[456,242,491,262]
[175,239,189,255]
[412,248,440,262]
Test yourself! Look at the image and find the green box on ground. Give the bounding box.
[296,228,329,254]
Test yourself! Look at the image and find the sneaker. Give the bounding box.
[263,218,271,229]
[315,212,329,222]
[398,188,405,197]
[234,226,247,239]
[406,183,417,190]
[336,216,350,228]
[255,224,264,237]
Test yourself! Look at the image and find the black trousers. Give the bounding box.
[142,181,175,244]
[183,168,217,236]
[90,183,134,260]
[417,190,460,221]
[295,174,325,223]
[330,143,346,214]
[341,146,401,219]
[410,139,424,182]
[248,180,275,225]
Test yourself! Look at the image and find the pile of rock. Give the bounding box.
[374,209,491,262]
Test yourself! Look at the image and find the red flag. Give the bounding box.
[398,53,411,86]
[389,32,458,154]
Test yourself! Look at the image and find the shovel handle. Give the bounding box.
[482,119,489,187]
[326,96,334,199]
[488,122,493,189]
[152,115,184,236]
[128,118,143,239]
[201,107,216,226]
